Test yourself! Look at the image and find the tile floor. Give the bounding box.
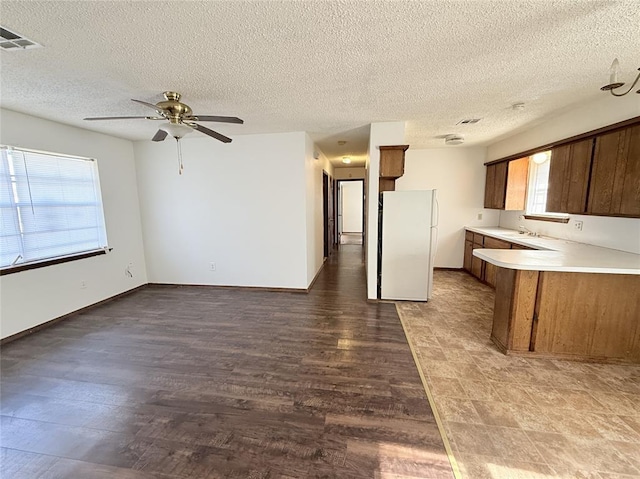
[397,270,640,479]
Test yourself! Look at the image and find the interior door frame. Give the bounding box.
[335,178,365,246]
[323,171,329,258]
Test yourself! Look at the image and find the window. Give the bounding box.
[525,151,552,214]
[0,146,108,270]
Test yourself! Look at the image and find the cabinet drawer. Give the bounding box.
[473,233,485,246]
[465,230,474,242]
[484,237,511,249]
[511,243,535,250]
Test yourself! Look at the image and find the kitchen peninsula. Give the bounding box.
[466,227,640,363]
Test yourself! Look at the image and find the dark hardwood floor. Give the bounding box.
[1,245,453,478]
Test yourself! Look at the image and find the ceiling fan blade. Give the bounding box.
[190,123,232,143]
[131,99,166,113]
[151,129,168,142]
[84,116,161,121]
[186,115,244,124]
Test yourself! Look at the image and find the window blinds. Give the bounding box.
[0,146,108,268]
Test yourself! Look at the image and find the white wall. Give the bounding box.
[0,109,148,339]
[366,122,405,299]
[334,167,365,180]
[396,147,498,267]
[305,137,334,286]
[488,94,640,254]
[134,131,310,289]
[341,181,363,233]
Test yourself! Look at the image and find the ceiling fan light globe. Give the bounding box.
[161,122,193,139]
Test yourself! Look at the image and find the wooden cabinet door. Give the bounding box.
[484,162,508,209]
[505,157,529,210]
[483,236,510,288]
[464,240,473,272]
[485,262,497,287]
[588,125,640,217]
[379,146,407,178]
[471,235,484,279]
[546,139,593,214]
[471,255,484,280]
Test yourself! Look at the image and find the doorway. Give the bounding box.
[322,172,336,259]
[337,179,364,245]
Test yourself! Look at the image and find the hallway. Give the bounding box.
[1,245,453,478]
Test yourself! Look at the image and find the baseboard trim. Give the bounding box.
[148,283,308,294]
[305,259,326,292]
[0,284,147,345]
[434,267,464,271]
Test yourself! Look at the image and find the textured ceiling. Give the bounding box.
[1,1,639,167]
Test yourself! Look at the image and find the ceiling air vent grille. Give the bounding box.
[0,26,42,50]
[456,118,481,125]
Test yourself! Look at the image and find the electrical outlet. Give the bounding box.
[209,262,216,271]
[574,220,583,231]
[519,215,524,221]
[80,281,87,289]
[477,213,483,220]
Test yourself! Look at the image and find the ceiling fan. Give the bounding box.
[84,91,243,143]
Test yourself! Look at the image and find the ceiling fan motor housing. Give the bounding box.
[156,93,192,121]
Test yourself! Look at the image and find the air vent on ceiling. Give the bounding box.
[0,26,42,50]
[456,118,481,125]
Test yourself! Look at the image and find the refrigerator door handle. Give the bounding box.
[432,194,440,228]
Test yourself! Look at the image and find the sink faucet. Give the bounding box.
[518,225,539,237]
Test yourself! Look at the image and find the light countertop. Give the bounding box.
[466,226,640,275]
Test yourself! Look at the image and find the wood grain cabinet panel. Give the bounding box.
[505,157,529,210]
[533,272,640,361]
[484,237,512,249]
[511,243,534,250]
[483,237,511,287]
[484,162,508,209]
[470,234,485,280]
[588,125,640,217]
[463,240,473,273]
[484,262,497,287]
[547,139,593,214]
[379,145,408,178]
[492,268,538,352]
[471,255,484,280]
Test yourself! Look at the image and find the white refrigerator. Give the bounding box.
[380,190,438,301]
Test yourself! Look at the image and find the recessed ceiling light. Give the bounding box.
[342,157,352,164]
[444,134,464,146]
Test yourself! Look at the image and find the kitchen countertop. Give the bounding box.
[466,226,640,275]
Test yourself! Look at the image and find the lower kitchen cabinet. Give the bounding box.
[464,230,535,287]
[491,268,640,362]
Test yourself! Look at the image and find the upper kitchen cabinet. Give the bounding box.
[484,162,507,209]
[588,125,640,217]
[379,145,408,178]
[379,145,409,193]
[484,157,528,210]
[546,138,593,214]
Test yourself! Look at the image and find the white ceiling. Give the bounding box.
[1,1,638,168]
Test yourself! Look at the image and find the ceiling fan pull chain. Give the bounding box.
[175,138,184,175]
